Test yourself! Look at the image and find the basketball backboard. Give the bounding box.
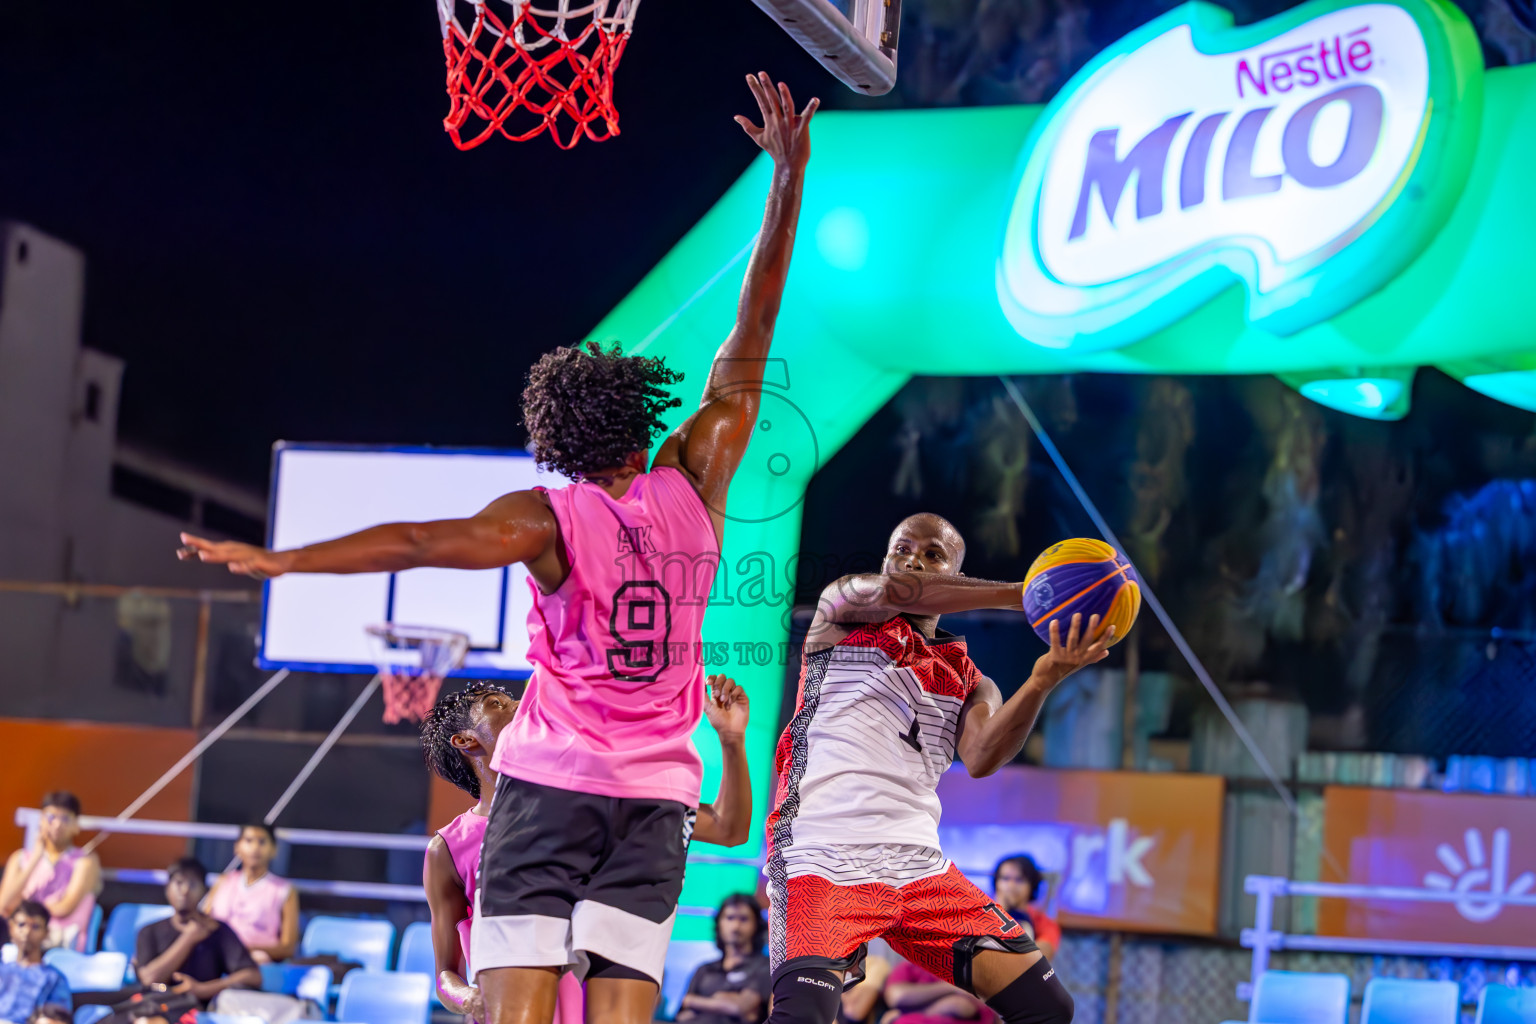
[259,443,569,678]
[752,0,901,95]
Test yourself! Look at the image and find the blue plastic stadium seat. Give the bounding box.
[83,904,104,954]
[260,962,333,1002]
[300,916,397,975]
[1361,978,1460,1024]
[1477,984,1536,1024]
[101,904,175,956]
[1237,970,1350,1024]
[42,949,131,992]
[197,1014,265,1024]
[335,970,433,1024]
[394,922,434,975]
[74,1006,113,1024]
[658,940,721,1020]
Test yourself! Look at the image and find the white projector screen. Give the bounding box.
[258,443,568,677]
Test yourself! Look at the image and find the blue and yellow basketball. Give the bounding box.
[1022,538,1140,646]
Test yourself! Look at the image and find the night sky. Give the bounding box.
[0,2,830,489]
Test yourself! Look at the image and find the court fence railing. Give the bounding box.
[1240,873,1536,1000]
[13,807,753,915]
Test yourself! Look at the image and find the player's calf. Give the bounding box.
[767,967,842,1024]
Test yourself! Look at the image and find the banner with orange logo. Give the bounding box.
[1319,786,1536,943]
[935,766,1224,935]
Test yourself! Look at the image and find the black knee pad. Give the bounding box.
[984,957,1074,1024]
[769,967,843,1024]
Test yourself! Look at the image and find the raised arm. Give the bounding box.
[956,614,1113,777]
[693,676,752,848]
[424,838,482,1021]
[0,848,39,916]
[178,490,557,581]
[653,73,817,521]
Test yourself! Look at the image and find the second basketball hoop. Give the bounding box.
[367,622,471,724]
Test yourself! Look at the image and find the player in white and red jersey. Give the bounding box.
[764,514,1112,1024]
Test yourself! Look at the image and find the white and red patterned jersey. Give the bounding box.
[767,615,984,860]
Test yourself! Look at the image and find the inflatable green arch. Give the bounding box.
[591,0,1536,929]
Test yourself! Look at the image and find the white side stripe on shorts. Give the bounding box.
[570,900,677,985]
[470,912,575,980]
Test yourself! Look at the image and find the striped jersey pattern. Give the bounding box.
[766,615,984,878]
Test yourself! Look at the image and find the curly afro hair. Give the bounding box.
[522,341,684,480]
[420,682,510,800]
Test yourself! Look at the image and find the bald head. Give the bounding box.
[884,513,966,575]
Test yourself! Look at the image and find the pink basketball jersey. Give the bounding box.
[434,810,487,967]
[433,809,583,1024]
[491,467,717,806]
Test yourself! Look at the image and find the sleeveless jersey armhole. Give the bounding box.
[649,465,721,557]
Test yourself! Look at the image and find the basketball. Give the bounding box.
[1022,538,1140,646]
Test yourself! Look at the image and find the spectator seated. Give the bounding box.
[0,794,102,954]
[334,971,431,1024]
[0,902,72,1024]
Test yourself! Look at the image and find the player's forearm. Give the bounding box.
[139,936,197,984]
[962,677,1052,777]
[696,735,753,847]
[196,967,261,999]
[823,573,1023,623]
[285,520,515,575]
[436,970,475,1013]
[719,164,806,367]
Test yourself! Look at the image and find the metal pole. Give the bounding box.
[999,377,1299,817]
[82,668,291,856]
[262,675,381,825]
[190,593,212,729]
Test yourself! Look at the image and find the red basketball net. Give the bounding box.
[437,0,643,150]
[381,673,446,725]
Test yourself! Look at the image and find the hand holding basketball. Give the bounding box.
[177,533,291,580]
[736,72,819,169]
[1031,613,1114,690]
[704,674,750,741]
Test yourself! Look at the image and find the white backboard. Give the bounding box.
[258,443,568,677]
[751,0,900,95]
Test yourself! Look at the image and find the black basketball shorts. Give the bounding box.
[470,774,695,985]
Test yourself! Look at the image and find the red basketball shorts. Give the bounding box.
[769,864,1038,990]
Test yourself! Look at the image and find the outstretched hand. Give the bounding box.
[177,533,290,580]
[703,674,750,741]
[735,72,818,170]
[1032,613,1114,690]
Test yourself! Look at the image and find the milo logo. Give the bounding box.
[997,0,1481,350]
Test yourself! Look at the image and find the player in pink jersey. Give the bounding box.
[179,72,816,1024]
[420,677,753,1024]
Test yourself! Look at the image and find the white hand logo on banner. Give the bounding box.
[1423,827,1535,922]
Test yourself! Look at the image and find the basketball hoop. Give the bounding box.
[365,623,471,724]
[436,0,643,150]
